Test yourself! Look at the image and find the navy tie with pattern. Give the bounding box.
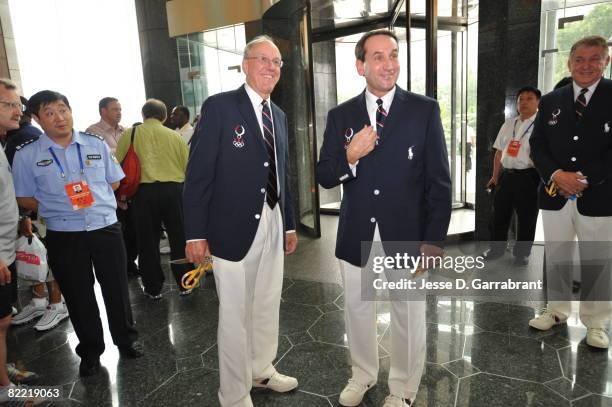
[575,87,588,121]
[261,100,278,209]
[376,98,387,141]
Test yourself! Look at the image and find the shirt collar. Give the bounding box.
[518,112,537,123]
[244,82,271,109]
[177,122,193,132]
[365,86,396,111]
[572,78,601,98]
[39,130,83,149]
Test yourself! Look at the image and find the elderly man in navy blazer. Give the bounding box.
[317,30,451,407]
[529,35,612,349]
[183,35,298,407]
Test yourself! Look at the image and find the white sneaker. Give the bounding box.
[529,309,566,331]
[586,328,609,349]
[160,246,171,254]
[253,371,298,392]
[338,378,376,407]
[11,298,48,325]
[383,395,411,407]
[34,303,69,331]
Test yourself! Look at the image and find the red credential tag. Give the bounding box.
[64,180,95,210]
[506,140,521,157]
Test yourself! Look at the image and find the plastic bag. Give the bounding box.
[15,235,49,282]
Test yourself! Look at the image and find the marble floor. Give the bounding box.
[6,216,612,407]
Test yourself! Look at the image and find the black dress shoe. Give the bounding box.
[513,256,529,266]
[482,249,504,261]
[119,342,144,359]
[79,358,101,377]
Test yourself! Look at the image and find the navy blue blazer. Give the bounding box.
[316,87,452,267]
[183,85,296,261]
[530,78,612,216]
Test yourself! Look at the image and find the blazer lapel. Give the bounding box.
[554,84,576,129]
[271,102,285,157]
[236,85,266,154]
[580,78,606,124]
[357,91,371,126]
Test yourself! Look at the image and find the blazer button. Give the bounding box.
[370,217,376,223]
[573,136,579,141]
[260,188,265,193]
[264,162,269,167]
[373,189,380,195]
[255,214,261,219]
[571,157,576,162]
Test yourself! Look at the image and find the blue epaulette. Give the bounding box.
[14,138,38,151]
[82,131,104,141]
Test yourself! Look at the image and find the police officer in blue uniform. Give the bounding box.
[11,90,142,377]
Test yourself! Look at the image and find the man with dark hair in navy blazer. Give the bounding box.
[183,35,298,407]
[317,30,451,407]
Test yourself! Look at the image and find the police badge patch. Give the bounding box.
[36,159,53,167]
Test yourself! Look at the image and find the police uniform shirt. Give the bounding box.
[493,113,537,170]
[12,130,124,232]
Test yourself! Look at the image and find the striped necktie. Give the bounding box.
[261,100,278,209]
[575,87,588,121]
[376,98,387,138]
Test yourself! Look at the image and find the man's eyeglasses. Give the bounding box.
[0,101,26,112]
[244,55,284,68]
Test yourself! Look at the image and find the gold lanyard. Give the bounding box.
[180,257,213,290]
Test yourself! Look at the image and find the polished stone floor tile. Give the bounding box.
[543,377,590,401]
[286,331,315,346]
[7,324,71,364]
[274,341,352,396]
[278,301,322,336]
[572,394,612,407]
[281,279,343,306]
[558,343,612,396]
[411,362,459,407]
[442,359,480,378]
[456,373,570,407]
[464,331,562,382]
[140,367,219,407]
[251,389,331,406]
[309,309,346,345]
[176,354,205,373]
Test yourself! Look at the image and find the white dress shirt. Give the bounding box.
[493,113,537,170]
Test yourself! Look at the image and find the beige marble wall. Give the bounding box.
[0,0,21,87]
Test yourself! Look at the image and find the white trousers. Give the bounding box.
[541,200,612,329]
[213,204,284,407]
[340,226,426,401]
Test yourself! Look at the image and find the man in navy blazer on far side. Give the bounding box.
[317,29,451,407]
[183,35,298,407]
